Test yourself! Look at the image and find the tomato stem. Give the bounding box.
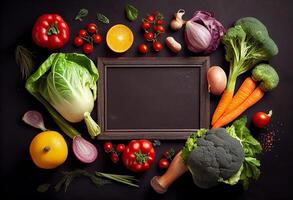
[47,23,60,35]
[268,110,273,117]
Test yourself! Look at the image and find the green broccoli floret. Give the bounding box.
[252,63,279,91]
[186,128,244,189]
[222,17,278,92]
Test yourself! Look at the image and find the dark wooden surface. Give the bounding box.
[97,57,210,139]
[1,0,293,199]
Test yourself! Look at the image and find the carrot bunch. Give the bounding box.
[212,64,279,128]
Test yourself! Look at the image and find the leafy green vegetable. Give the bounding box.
[75,8,88,21]
[125,4,138,21]
[226,116,262,189]
[181,129,208,162]
[26,53,100,139]
[97,13,110,24]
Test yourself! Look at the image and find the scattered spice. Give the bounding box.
[261,131,275,152]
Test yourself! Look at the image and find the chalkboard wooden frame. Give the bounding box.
[97,57,210,140]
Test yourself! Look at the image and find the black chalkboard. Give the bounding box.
[97,57,210,139]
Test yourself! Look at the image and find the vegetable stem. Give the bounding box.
[95,172,139,188]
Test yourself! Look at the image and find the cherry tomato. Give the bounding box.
[141,22,151,30]
[152,41,163,52]
[111,152,119,163]
[145,15,154,23]
[83,43,93,54]
[156,25,165,33]
[104,142,113,153]
[153,25,157,32]
[138,43,148,54]
[78,29,87,37]
[73,36,83,47]
[87,23,97,34]
[252,110,272,128]
[93,34,102,44]
[144,32,154,41]
[116,144,125,153]
[159,158,169,169]
[157,19,164,25]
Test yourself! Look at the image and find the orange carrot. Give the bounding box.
[211,90,234,125]
[212,86,265,128]
[223,77,257,115]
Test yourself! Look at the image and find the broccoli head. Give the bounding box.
[186,128,244,189]
[252,63,279,91]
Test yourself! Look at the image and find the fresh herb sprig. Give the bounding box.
[97,13,110,24]
[75,9,88,21]
[15,45,35,79]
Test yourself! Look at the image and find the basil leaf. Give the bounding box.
[97,13,110,24]
[37,183,50,193]
[125,4,138,21]
[75,8,88,21]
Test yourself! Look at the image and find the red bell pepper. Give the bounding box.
[32,14,69,49]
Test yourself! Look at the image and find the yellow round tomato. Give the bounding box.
[29,131,68,169]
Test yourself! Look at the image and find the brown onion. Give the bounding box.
[207,66,227,95]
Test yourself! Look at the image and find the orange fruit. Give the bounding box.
[29,131,68,169]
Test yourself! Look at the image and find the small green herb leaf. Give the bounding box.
[97,13,110,24]
[125,4,138,21]
[15,45,35,79]
[37,183,50,193]
[75,8,88,21]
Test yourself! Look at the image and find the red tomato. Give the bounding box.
[122,140,155,173]
[83,43,93,54]
[153,25,157,32]
[116,144,125,153]
[87,23,97,34]
[156,25,165,33]
[145,15,154,23]
[252,110,272,128]
[144,32,154,41]
[111,152,119,163]
[32,14,70,49]
[141,22,151,30]
[159,158,169,169]
[138,44,148,54]
[152,41,163,52]
[104,142,113,153]
[93,34,102,44]
[74,36,83,47]
[157,19,164,25]
[78,29,87,37]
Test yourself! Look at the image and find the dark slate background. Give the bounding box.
[1,0,292,199]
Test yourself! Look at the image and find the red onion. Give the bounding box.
[22,110,47,131]
[72,136,97,163]
[185,11,225,53]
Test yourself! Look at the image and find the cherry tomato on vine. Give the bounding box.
[152,41,163,52]
[104,142,113,153]
[153,25,157,32]
[111,152,119,163]
[73,36,83,47]
[145,15,155,23]
[157,19,164,25]
[252,110,272,128]
[144,32,154,41]
[141,22,151,30]
[156,25,165,33]
[83,43,93,54]
[93,34,102,44]
[78,29,87,37]
[138,44,148,54]
[87,23,97,34]
[159,158,169,169]
[116,144,125,153]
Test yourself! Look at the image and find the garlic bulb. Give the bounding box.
[170,9,186,31]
